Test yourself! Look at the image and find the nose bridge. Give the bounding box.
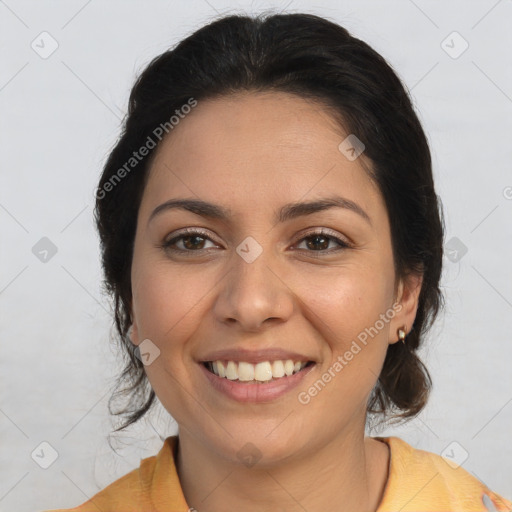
[231,235,277,301]
[214,234,291,329]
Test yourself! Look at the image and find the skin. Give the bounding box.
[129,91,423,512]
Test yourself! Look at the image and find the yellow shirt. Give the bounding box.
[44,435,512,512]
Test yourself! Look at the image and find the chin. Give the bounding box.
[205,425,305,468]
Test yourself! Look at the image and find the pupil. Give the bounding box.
[307,235,328,250]
[184,236,204,250]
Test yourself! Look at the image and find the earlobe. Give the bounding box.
[389,273,423,344]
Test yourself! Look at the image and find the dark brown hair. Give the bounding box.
[95,11,445,433]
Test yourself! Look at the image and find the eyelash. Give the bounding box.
[160,227,351,258]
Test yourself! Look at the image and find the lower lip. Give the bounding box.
[199,363,316,403]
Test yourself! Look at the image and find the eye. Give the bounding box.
[293,229,351,256]
[161,228,220,255]
[160,228,351,257]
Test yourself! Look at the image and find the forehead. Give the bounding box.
[141,91,384,225]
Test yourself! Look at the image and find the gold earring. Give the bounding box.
[397,326,407,344]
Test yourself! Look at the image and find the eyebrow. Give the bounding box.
[148,195,371,226]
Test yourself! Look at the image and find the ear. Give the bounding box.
[389,272,423,344]
[128,302,141,346]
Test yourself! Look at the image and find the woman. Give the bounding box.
[45,12,512,512]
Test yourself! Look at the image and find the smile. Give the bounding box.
[200,358,316,402]
[203,359,314,383]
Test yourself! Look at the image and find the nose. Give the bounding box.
[212,244,294,332]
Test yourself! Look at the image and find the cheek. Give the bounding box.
[132,260,204,339]
[293,263,393,351]
[294,273,392,425]
[292,264,394,411]
[130,262,206,417]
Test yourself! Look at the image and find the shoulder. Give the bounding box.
[376,436,512,512]
[41,436,189,512]
[41,456,157,511]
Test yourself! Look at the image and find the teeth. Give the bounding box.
[225,361,238,380]
[254,361,273,381]
[217,360,226,378]
[284,360,294,376]
[272,360,285,378]
[238,362,255,381]
[207,359,309,382]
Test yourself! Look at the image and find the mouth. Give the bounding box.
[202,359,316,383]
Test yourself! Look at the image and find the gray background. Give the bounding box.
[1,1,511,510]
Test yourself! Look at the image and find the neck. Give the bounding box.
[176,426,389,512]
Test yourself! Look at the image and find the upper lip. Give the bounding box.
[198,348,316,364]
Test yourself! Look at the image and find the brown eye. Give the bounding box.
[304,234,331,251]
[160,228,350,258]
[162,229,219,255]
[294,229,350,256]
[301,231,349,252]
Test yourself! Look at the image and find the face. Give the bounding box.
[130,91,422,465]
